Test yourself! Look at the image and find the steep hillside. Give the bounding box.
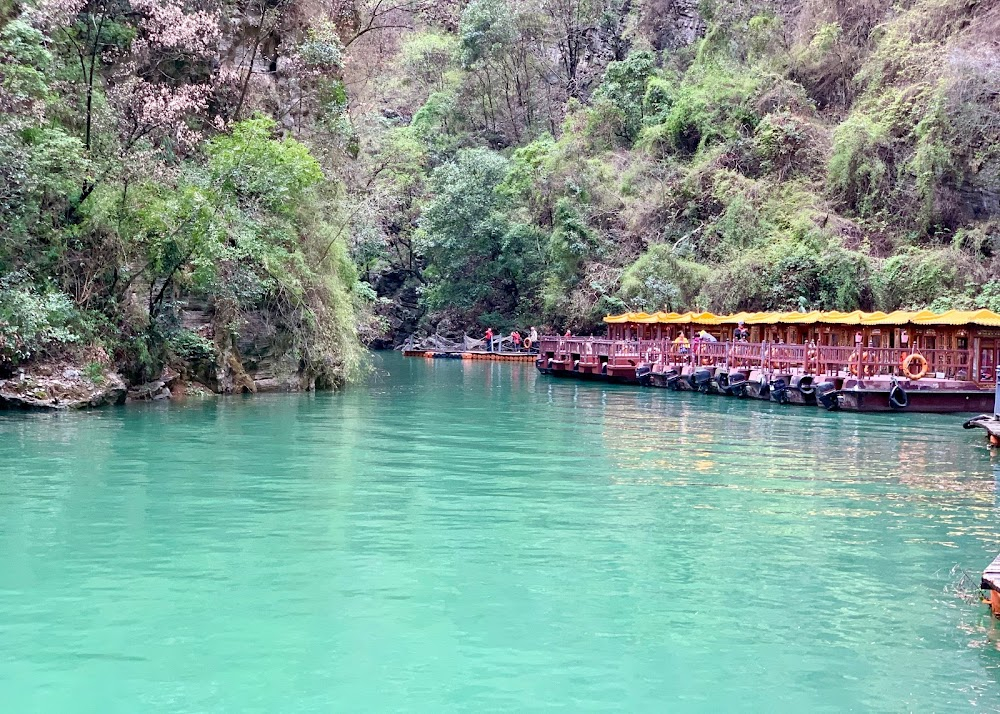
[0,0,376,393]
[2,0,999,375]
[342,0,1000,338]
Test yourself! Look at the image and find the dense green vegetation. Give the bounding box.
[351,0,1000,336]
[0,0,369,386]
[2,0,1000,381]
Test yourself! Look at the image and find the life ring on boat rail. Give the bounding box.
[523,338,532,349]
[848,351,873,377]
[900,352,928,380]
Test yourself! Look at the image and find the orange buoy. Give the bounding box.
[900,353,929,380]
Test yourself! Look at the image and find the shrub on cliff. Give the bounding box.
[618,245,709,312]
[0,273,83,369]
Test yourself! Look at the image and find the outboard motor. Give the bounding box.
[726,372,749,398]
[791,375,817,405]
[663,368,682,390]
[889,380,909,410]
[815,381,840,411]
[692,368,713,393]
[770,376,789,404]
[636,364,652,385]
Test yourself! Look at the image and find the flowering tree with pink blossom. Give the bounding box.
[37,0,220,155]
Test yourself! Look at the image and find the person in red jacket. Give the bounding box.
[484,327,494,352]
[511,330,522,352]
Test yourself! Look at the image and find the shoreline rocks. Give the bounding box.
[126,367,180,402]
[0,356,334,411]
[0,365,127,410]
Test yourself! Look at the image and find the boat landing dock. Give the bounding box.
[963,414,1000,446]
[403,349,536,362]
[984,553,1000,617]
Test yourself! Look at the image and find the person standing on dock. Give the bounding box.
[511,330,522,352]
[529,326,538,344]
[485,327,494,352]
[674,331,690,354]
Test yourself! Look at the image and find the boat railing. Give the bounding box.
[815,345,970,380]
[727,342,768,369]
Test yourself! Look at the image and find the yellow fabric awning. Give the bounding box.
[911,309,1000,326]
[820,310,875,325]
[603,308,1000,327]
[779,311,825,324]
[714,311,756,324]
[857,310,932,325]
[745,311,793,324]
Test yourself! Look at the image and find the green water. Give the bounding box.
[1,353,999,712]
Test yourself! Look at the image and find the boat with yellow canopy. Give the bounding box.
[536,309,1000,413]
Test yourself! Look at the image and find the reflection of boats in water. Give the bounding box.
[537,309,1000,414]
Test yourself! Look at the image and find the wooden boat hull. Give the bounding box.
[835,386,992,413]
[536,364,639,385]
[537,362,992,413]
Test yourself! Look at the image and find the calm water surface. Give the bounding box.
[1,352,1000,712]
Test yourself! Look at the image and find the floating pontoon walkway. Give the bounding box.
[402,350,537,362]
[963,414,1000,446]
[984,553,1000,617]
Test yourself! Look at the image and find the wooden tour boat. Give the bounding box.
[536,309,1000,414]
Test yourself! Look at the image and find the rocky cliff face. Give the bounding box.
[368,269,424,350]
[180,303,325,395]
[641,0,706,51]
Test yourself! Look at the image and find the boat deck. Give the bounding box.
[983,553,1000,617]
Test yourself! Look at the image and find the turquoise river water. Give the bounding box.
[1,352,1000,712]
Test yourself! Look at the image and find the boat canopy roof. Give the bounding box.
[603,309,1000,328]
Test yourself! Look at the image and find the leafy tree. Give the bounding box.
[589,50,656,146]
[418,147,543,313]
[619,246,709,312]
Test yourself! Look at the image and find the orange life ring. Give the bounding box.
[900,352,928,380]
[700,356,713,366]
[848,351,868,376]
[524,338,533,349]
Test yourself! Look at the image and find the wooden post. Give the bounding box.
[973,336,981,384]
